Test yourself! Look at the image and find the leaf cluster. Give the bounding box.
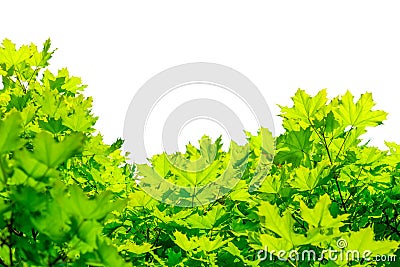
[0,40,399,266]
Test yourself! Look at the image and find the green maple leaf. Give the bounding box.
[35,89,69,119]
[0,39,31,67]
[140,139,248,205]
[63,109,96,132]
[119,241,154,255]
[199,135,221,163]
[128,190,158,208]
[224,242,248,263]
[96,239,131,267]
[257,201,306,246]
[52,184,125,221]
[228,180,255,204]
[185,204,226,229]
[173,231,199,251]
[333,91,387,129]
[150,136,226,187]
[14,150,56,180]
[150,153,172,178]
[253,233,293,253]
[275,128,312,166]
[280,89,328,130]
[19,105,37,125]
[136,163,184,205]
[257,173,282,194]
[77,220,103,248]
[300,194,349,230]
[38,117,68,134]
[31,131,84,168]
[0,112,23,154]
[357,147,385,166]
[30,199,71,242]
[6,92,31,111]
[61,76,86,93]
[26,39,54,68]
[167,249,182,266]
[346,227,399,256]
[198,235,231,252]
[289,160,330,191]
[246,127,275,156]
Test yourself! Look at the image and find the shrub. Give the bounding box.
[0,39,398,266]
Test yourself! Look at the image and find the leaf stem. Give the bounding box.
[307,118,332,164]
[335,127,353,161]
[333,172,347,213]
[8,213,14,266]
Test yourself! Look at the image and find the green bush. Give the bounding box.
[0,39,398,266]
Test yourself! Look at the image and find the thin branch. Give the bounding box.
[335,127,353,162]
[14,65,27,93]
[307,118,333,164]
[7,214,14,266]
[333,172,347,213]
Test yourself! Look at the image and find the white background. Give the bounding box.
[1,1,400,155]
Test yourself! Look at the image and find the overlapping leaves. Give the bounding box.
[0,39,399,267]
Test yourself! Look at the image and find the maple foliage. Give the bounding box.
[0,40,399,266]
